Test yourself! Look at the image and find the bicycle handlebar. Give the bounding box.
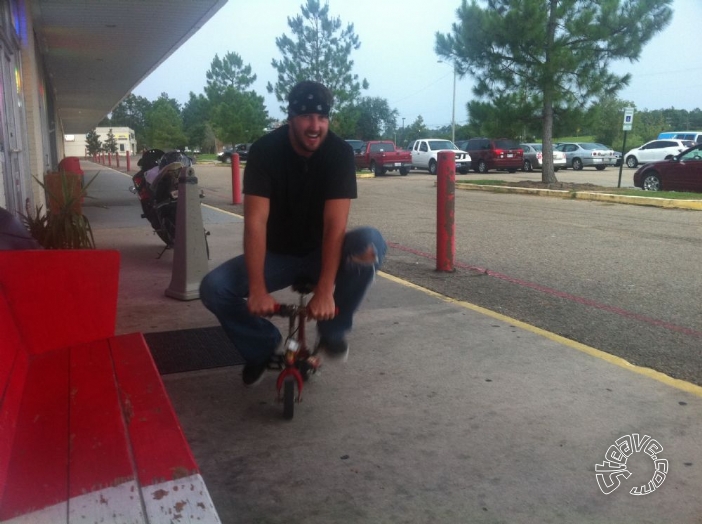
[272,304,339,318]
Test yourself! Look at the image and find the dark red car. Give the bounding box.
[633,144,702,192]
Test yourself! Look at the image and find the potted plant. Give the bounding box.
[20,170,99,249]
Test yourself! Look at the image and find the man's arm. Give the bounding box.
[307,198,350,320]
[244,194,277,316]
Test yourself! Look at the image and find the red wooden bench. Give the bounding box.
[0,250,220,523]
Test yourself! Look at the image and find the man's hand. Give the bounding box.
[247,291,278,317]
[307,290,336,320]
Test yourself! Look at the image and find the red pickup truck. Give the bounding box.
[354,140,413,176]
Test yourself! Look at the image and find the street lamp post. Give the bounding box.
[438,60,457,143]
[451,65,456,144]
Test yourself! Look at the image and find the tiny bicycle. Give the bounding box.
[271,279,331,420]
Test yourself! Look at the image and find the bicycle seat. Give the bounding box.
[291,277,316,295]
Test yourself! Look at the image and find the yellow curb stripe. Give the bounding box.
[455,183,702,210]
[379,270,702,398]
[202,203,243,218]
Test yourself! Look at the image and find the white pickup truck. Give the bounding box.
[408,139,471,175]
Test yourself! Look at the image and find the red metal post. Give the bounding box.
[436,151,455,272]
[116,153,120,168]
[231,153,242,204]
[126,151,131,172]
[108,153,112,167]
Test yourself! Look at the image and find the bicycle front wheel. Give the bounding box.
[283,377,295,420]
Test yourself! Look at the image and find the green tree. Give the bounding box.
[85,130,102,156]
[333,97,398,140]
[109,94,152,149]
[403,116,430,145]
[103,128,118,153]
[330,105,361,139]
[436,0,673,183]
[204,52,269,146]
[144,95,187,150]
[267,0,368,114]
[210,89,269,144]
[182,92,211,151]
[356,97,398,140]
[205,52,257,99]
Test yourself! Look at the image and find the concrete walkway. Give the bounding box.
[82,160,702,523]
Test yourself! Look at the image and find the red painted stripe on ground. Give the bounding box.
[388,242,702,338]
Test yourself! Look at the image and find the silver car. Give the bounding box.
[520,143,567,172]
[555,142,617,171]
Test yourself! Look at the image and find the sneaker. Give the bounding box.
[242,361,267,387]
[317,336,349,362]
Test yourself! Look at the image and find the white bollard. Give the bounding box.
[165,167,209,300]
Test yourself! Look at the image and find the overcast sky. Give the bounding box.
[133,0,702,130]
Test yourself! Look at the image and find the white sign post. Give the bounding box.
[618,108,635,187]
[623,107,635,131]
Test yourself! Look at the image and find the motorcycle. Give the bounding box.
[130,149,194,251]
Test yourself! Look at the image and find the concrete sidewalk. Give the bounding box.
[82,161,702,523]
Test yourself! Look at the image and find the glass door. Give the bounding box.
[0,40,25,215]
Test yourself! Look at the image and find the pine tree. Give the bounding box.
[85,130,102,156]
[104,129,118,154]
[267,0,368,114]
[436,0,673,183]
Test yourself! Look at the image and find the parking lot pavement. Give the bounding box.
[83,161,702,523]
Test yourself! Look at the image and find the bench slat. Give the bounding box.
[0,350,70,523]
[68,340,146,523]
[0,293,23,404]
[0,348,29,514]
[110,333,199,484]
[110,334,220,522]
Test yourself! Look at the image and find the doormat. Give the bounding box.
[143,326,244,375]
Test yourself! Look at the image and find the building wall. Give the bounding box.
[19,6,52,210]
[64,127,137,158]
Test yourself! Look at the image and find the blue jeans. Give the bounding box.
[200,227,386,365]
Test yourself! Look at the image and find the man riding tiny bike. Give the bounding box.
[200,80,386,419]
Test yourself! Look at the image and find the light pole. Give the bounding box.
[438,60,457,143]
[451,64,456,143]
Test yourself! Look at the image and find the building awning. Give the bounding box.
[31,0,227,133]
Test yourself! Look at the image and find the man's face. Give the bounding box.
[288,113,329,157]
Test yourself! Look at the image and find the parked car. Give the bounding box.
[345,139,365,154]
[633,144,702,192]
[456,138,523,173]
[624,139,693,168]
[612,151,622,167]
[407,139,471,175]
[657,131,702,144]
[355,140,413,176]
[519,143,566,172]
[218,143,252,163]
[554,142,616,171]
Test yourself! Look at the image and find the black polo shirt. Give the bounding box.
[243,125,356,256]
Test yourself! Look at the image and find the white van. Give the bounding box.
[657,131,702,144]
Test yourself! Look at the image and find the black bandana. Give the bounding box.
[288,90,331,118]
